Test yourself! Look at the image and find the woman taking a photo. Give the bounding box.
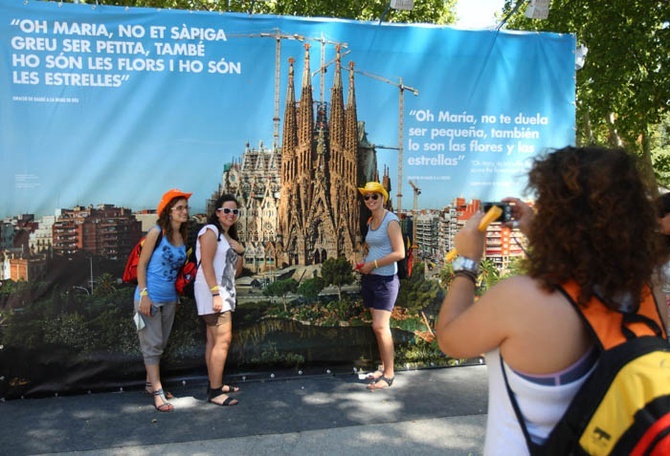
[194,194,244,406]
[436,146,668,453]
[357,181,405,390]
[136,188,192,413]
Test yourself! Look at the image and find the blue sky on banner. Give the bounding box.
[0,0,575,218]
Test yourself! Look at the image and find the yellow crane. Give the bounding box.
[353,68,418,213]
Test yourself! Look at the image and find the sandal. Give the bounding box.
[145,382,174,399]
[207,384,240,394]
[367,375,394,390]
[153,388,174,412]
[365,371,383,381]
[208,385,238,407]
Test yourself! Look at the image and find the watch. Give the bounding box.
[452,256,480,275]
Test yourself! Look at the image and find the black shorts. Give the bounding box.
[361,274,399,312]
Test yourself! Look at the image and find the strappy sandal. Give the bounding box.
[207,384,240,394]
[208,385,239,407]
[365,371,383,381]
[367,375,394,390]
[153,388,174,412]
[144,382,174,399]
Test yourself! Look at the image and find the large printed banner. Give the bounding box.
[1,0,575,217]
[0,0,575,397]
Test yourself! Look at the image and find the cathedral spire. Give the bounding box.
[329,45,345,151]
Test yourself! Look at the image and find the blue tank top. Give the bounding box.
[364,211,399,276]
[134,227,185,304]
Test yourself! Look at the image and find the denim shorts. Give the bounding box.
[361,274,399,312]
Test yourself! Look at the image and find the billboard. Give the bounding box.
[0,0,575,398]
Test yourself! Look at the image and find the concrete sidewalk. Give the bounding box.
[0,365,488,455]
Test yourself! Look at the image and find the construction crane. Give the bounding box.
[353,69,418,213]
[227,30,347,149]
[308,37,349,103]
[408,179,420,252]
[228,29,305,149]
[311,46,352,101]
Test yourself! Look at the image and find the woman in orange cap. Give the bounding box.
[357,181,405,390]
[135,188,192,412]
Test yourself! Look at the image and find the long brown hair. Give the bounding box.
[157,197,189,244]
[524,146,665,308]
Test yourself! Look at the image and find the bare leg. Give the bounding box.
[207,312,237,405]
[204,323,214,390]
[368,308,394,389]
[145,362,171,410]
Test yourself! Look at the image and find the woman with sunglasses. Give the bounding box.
[136,188,192,413]
[357,181,406,390]
[194,194,245,406]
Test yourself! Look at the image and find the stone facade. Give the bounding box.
[219,45,387,272]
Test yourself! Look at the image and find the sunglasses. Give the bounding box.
[363,194,380,201]
[219,207,239,215]
[172,205,190,212]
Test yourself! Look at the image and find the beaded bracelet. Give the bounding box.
[212,293,220,297]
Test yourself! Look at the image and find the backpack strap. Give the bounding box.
[557,281,666,350]
[500,355,540,455]
[145,226,163,255]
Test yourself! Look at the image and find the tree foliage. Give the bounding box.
[502,0,670,178]
[320,257,355,301]
[297,276,325,300]
[92,0,457,25]
[263,277,298,311]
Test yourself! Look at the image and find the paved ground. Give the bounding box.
[0,365,488,456]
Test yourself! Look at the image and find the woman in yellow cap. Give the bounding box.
[135,188,191,412]
[357,181,405,390]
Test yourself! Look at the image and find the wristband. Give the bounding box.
[210,285,219,292]
[453,271,477,284]
[139,288,148,297]
[212,293,220,297]
[374,259,379,268]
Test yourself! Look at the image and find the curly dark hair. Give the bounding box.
[659,192,670,252]
[524,146,665,308]
[157,197,189,244]
[208,194,240,241]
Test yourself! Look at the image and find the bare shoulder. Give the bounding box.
[483,275,553,306]
[480,275,571,323]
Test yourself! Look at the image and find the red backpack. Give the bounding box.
[122,231,163,283]
[175,244,198,298]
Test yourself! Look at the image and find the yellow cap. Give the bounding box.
[357,181,388,203]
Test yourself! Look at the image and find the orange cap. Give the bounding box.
[157,188,192,215]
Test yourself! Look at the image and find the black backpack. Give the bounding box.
[502,282,670,455]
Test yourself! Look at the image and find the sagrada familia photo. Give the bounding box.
[214,45,392,272]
